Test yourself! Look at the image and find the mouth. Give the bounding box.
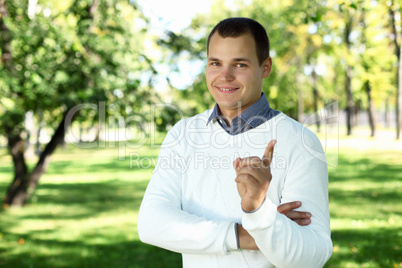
[215,86,240,93]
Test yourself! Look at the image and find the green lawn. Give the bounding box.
[0,135,401,268]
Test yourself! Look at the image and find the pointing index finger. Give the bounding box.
[262,139,276,167]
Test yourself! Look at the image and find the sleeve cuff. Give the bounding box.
[241,197,266,214]
[235,223,240,249]
[224,222,238,252]
[242,198,278,231]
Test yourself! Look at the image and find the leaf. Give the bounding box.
[350,3,358,10]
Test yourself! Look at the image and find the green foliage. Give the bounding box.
[0,0,154,137]
[153,103,184,132]
[153,0,399,123]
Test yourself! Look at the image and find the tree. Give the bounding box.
[388,0,402,139]
[159,0,331,120]
[142,0,396,138]
[359,7,375,136]
[0,0,154,207]
[342,2,356,135]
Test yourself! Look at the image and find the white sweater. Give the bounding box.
[138,110,332,268]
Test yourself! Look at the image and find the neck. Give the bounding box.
[218,103,253,127]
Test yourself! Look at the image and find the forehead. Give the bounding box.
[208,32,258,61]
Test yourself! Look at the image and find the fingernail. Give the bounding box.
[304,219,310,224]
[306,213,312,217]
[296,201,301,206]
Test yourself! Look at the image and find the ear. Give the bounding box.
[262,57,272,78]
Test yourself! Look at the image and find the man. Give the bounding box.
[138,17,332,267]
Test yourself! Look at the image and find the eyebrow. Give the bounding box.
[207,57,251,63]
[233,58,251,63]
[207,57,220,62]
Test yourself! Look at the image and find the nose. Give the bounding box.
[219,66,234,81]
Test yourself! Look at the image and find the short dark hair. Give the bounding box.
[207,17,270,65]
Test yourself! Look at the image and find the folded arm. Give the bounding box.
[235,136,332,267]
[237,201,312,250]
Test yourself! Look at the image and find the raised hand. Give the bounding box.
[234,140,313,250]
[233,140,276,212]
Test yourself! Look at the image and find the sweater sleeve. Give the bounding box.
[137,121,238,254]
[242,129,333,267]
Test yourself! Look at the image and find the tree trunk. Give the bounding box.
[311,65,320,133]
[3,135,29,208]
[389,0,402,139]
[354,102,360,127]
[365,80,376,137]
[360,10,375,137]
[344,10,354,136]
[346,65,353,135]
[4,113,74,207]
[397,41,402,139]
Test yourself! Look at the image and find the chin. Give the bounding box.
[217,102,240,111]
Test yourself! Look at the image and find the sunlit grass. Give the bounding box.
[0,141,178,268]
[0,136,401,267]
[325,145,402,268]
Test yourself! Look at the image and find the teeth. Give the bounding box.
[220,88,235,91]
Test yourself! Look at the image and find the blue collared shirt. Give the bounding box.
[206,92,280,135]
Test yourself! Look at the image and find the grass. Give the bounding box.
[0,134,401,268]
[326,150,402,268]
[0,143,182,268]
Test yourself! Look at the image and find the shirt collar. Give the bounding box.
[206,92,271,127]
[238,92,270,128]
[206,104,221,126]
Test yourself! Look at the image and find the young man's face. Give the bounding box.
[206,32,272,118]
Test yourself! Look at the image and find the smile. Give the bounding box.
[216,86,239,92]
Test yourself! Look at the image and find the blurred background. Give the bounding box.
[0,0,401,267]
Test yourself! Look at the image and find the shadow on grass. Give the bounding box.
[325,228,402,267]
[0,178,181,268]
[326,152,402,267]
[328,154,402,218]
[329,187,401,216]
[13,179,149,219]
[330,153,402,183]
[0,234,181,268]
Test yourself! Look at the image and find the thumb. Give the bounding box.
[262,139,276,167]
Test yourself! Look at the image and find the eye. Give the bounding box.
[236,63,247,68]
[211,62,220,66]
